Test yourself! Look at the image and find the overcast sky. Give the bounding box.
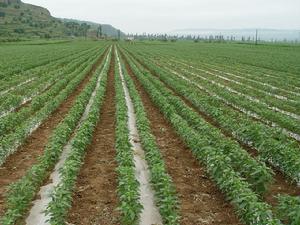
[23,0,300,34]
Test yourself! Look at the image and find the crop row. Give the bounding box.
[125,43,300,96]
[114,51,142,225]
[134,42,300,86]
[0,46,98,94]
[0,46,102,116]
[163,58,299,114]
[169,57,300,101]
[0,46,108,166]
[0,48,111,225]
[158,63,300,142]
[199,58,300,88]
[117,49,179,224]
[133,50,300,137]
[46,51,111,224]
[0,47,105,138]
[121,49,274,193]
[0,41,101,80]
[277,195,300,225]
[120,48,281,225]
[124,48,300,185]
[159,60,300,131]
[136,48,299,104]
[131,53,298,140]
[164,53,300,97]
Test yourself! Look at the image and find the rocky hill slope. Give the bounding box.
[0,0,123,38]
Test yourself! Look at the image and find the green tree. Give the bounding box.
[80,23,90,37]
[97,25,102,38]
[118,29,121,40]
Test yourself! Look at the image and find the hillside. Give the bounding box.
[0,0,122,39]
[60,18,125,38]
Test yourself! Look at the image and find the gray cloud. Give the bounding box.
[23,0,300,33]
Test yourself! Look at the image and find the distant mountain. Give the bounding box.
[169,28,300,42]
[0,0,123,39]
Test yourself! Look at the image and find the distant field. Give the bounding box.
[0,40,299,225]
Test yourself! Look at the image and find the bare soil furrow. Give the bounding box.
[67,51,120,225]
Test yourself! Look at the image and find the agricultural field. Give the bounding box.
[0,40,300,225]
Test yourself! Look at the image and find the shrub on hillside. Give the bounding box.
[0,3,8,7]
[14,28,24,34]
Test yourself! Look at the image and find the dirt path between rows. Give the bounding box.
[265,171,300,207]
[67,51,120,225]
[0,48,108,217]
[122,55,242,225]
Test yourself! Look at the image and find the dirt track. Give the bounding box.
[67,50,120,225]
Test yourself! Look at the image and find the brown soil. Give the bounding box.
[128,50,300,146]
[123,49,300,215]
[14,79,58,113]
[122,53,242,225]
[124,50,260,157]
[67,50,120,225]
[10,52,89,113]
[0,48,108,217]
[264,171,300,206]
